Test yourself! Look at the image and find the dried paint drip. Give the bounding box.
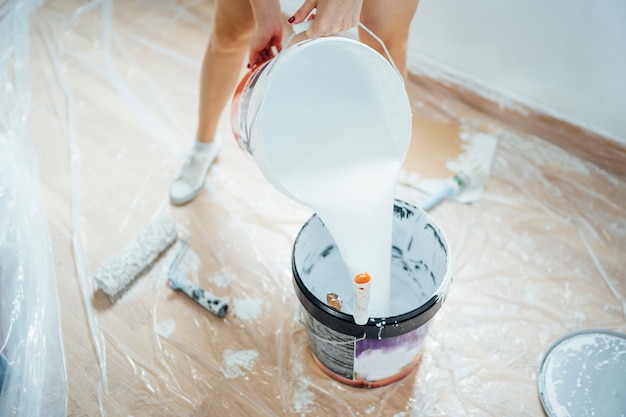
[353,273,371,325]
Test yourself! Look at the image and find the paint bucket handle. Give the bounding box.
[357,22,402,79]
[289,20,401,78]
[291,20,312,35]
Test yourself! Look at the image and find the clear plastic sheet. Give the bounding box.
[0,1,68,416]
[4,0,626,416]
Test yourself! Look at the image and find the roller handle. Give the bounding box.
[421,178,459,211]
[169,275,228,318]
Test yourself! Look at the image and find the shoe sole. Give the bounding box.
[169,178,205,206]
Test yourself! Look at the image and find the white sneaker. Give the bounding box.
[169,137,222,205]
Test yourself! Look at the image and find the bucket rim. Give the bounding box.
[291,198,452,339]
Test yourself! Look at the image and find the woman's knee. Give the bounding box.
[211,19,253,52]
[359,0,417,50]
[211,0,255,52]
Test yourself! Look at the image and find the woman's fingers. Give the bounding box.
[290,0,362,38]
[248,36,282,68]
[289,0,317,24]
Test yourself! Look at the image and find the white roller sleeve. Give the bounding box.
[94,216,177,300]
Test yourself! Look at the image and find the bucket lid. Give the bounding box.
[538,329,626,417]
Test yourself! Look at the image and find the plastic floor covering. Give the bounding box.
[1,1,625,416]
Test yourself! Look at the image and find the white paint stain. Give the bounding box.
[292,379,314,416]
[178,247,201,275]
[233,297,264,322]
[155,318,176,338]
[290,333,315,414]
[208,267,234,288]
[220,349,259,379]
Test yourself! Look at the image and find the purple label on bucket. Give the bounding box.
[355,324,427,357]
[354,323,429,382]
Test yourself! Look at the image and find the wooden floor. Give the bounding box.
[6,1,626,415]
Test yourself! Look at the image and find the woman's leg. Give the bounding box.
[358,0,420,79]
[196,0,256,143]
[170,0,255,205]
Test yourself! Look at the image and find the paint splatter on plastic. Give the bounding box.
[290,335,315,415]
[208,267,234,288]
[155,319,176,338]
[232,297,264,322]
[220,349,259,379]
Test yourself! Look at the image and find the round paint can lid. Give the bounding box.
[538,329,626,417]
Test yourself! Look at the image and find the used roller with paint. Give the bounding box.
[93,216,227,318]
[93,216,177,299]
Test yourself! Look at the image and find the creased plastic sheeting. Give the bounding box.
[0,1,68,416]
[21,1,626,417]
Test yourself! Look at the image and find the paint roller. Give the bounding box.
[94,216,178,300]
[93,216,227,318]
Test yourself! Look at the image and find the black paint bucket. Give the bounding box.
[292,199,451,388]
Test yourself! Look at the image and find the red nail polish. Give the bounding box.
[288,16,295,24]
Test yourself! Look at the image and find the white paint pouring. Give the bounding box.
[232,35,412,319]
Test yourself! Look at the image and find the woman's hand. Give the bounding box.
[249,0,283,68]
[289,0,363,37]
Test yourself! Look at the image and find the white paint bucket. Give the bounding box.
[230,33,411,205]
[292,199,452,387]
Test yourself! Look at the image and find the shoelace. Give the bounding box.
[176,152,206,183]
